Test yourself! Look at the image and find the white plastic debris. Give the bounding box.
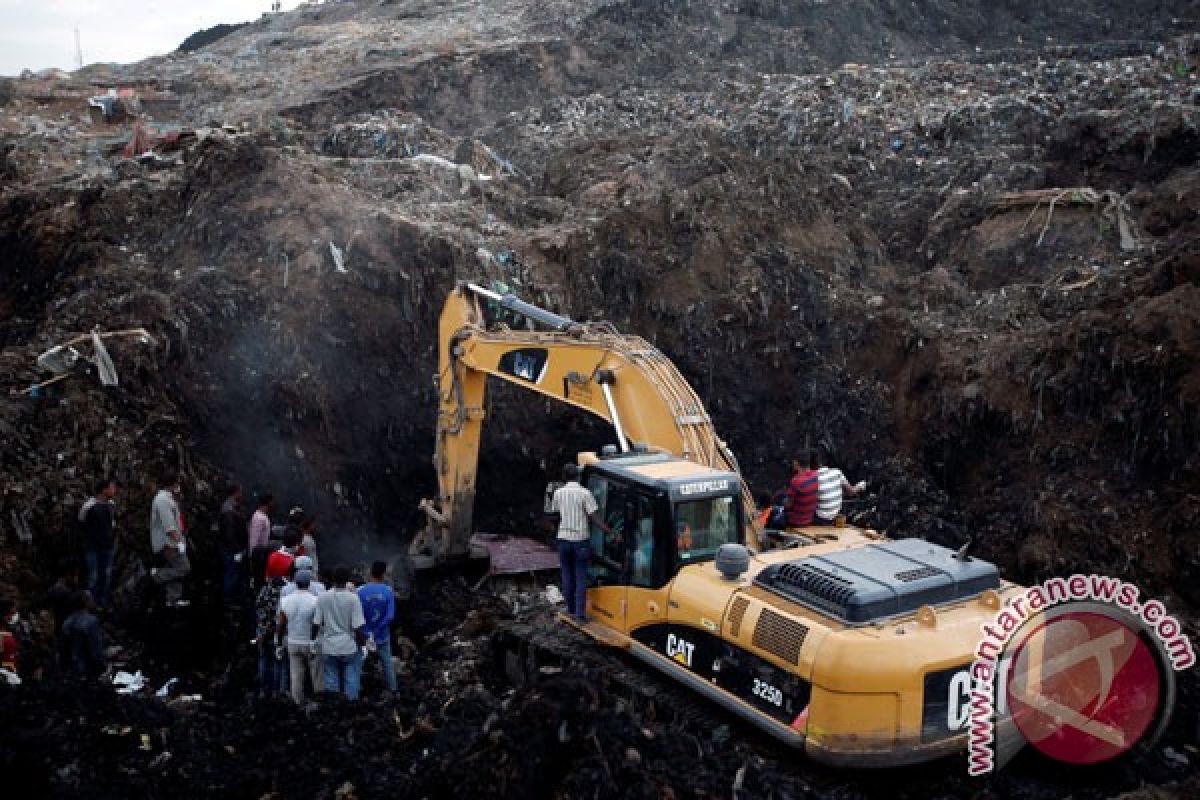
[36,343,82,375]
[91,331,119,386]
[330,241,347,273]
[113,670,146,694]
[544,585,564,605]
[0,667,21,686]
[155,677,179,697]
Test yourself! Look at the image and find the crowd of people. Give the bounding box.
[200,479,400,703]
[2,452,864,691]
[0,471,400,704]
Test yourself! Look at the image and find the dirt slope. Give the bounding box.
[0,1,1198,797]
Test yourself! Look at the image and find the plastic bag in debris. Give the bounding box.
[329,241,347,273]
[36,343,82,375]
[155,677,178,697]
[91,331,119,386]
[113,670,146,694]
[544,585,564,605]
[0,667,21,686]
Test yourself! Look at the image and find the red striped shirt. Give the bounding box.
[786,470,819,526]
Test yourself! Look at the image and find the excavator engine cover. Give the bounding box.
[753,538,1000,623]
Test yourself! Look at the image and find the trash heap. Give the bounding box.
[0,1,1198,797]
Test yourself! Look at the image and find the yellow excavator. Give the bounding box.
[409,282,1022,767]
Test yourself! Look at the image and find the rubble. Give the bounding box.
[0,1,1198,797]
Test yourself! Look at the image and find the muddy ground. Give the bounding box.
[1,0,1199,797]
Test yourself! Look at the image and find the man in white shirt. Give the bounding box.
[549,464,610,623]
[313,565,366,700]
[278,570,321,705]
[149,471,190,606]
[813,451,867,525]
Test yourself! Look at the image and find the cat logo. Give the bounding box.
[666,633,695,668]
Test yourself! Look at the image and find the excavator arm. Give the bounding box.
[408,282,760,568]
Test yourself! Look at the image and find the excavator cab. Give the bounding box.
[577,450,743,631]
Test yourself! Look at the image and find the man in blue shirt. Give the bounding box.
[357,561,397,693]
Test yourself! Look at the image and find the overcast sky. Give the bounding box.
[0,1,305,76]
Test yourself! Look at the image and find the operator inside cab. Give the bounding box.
[576,451,743,592]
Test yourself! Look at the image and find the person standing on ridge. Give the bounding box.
[313,565,366,700]
[149,472,190,606]
[219,485,247,605]
[62,590,106,680]
[79,478,117,609]
[357,561,397,693]
[278,570,322,705]
[247,493,277,589]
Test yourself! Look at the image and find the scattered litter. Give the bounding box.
[155,677,179,697]
[543,585,564,605]
[91,331,119,386]
[28,328,155,391]
[330,241,347,273]
[113,670,147,694]
[9,509,32,544]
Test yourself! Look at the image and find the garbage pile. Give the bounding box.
[0,0,1198,797]
[4,578,1198,800]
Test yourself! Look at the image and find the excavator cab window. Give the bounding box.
[629,493,662,588]
[586,474,628,585]
[586,472,674,589]
[673,495,740,565]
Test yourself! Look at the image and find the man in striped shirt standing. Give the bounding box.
[550,464,611,623]
[813,451,867,525]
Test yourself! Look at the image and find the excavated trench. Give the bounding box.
[2,1,1200,797]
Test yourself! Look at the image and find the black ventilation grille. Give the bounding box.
[896,566,941,582]
[752,539,1002,624]
[752,608,809,664]
[727,596,750,638]
[761,563,856,617]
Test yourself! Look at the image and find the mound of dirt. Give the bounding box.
[1,1,1198,797]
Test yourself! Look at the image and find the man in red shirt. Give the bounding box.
[785,455,819,527]
[1,598,20,680]
[265,531,300,581]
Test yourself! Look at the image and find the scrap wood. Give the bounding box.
[992,187,1105,210]
[990,188,1142,249]
[40,327,156,357]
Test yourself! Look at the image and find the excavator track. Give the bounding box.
[490,611,762,743]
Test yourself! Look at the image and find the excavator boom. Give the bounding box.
[409,282,758,567]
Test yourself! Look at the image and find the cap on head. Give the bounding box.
[294,570,313,588]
